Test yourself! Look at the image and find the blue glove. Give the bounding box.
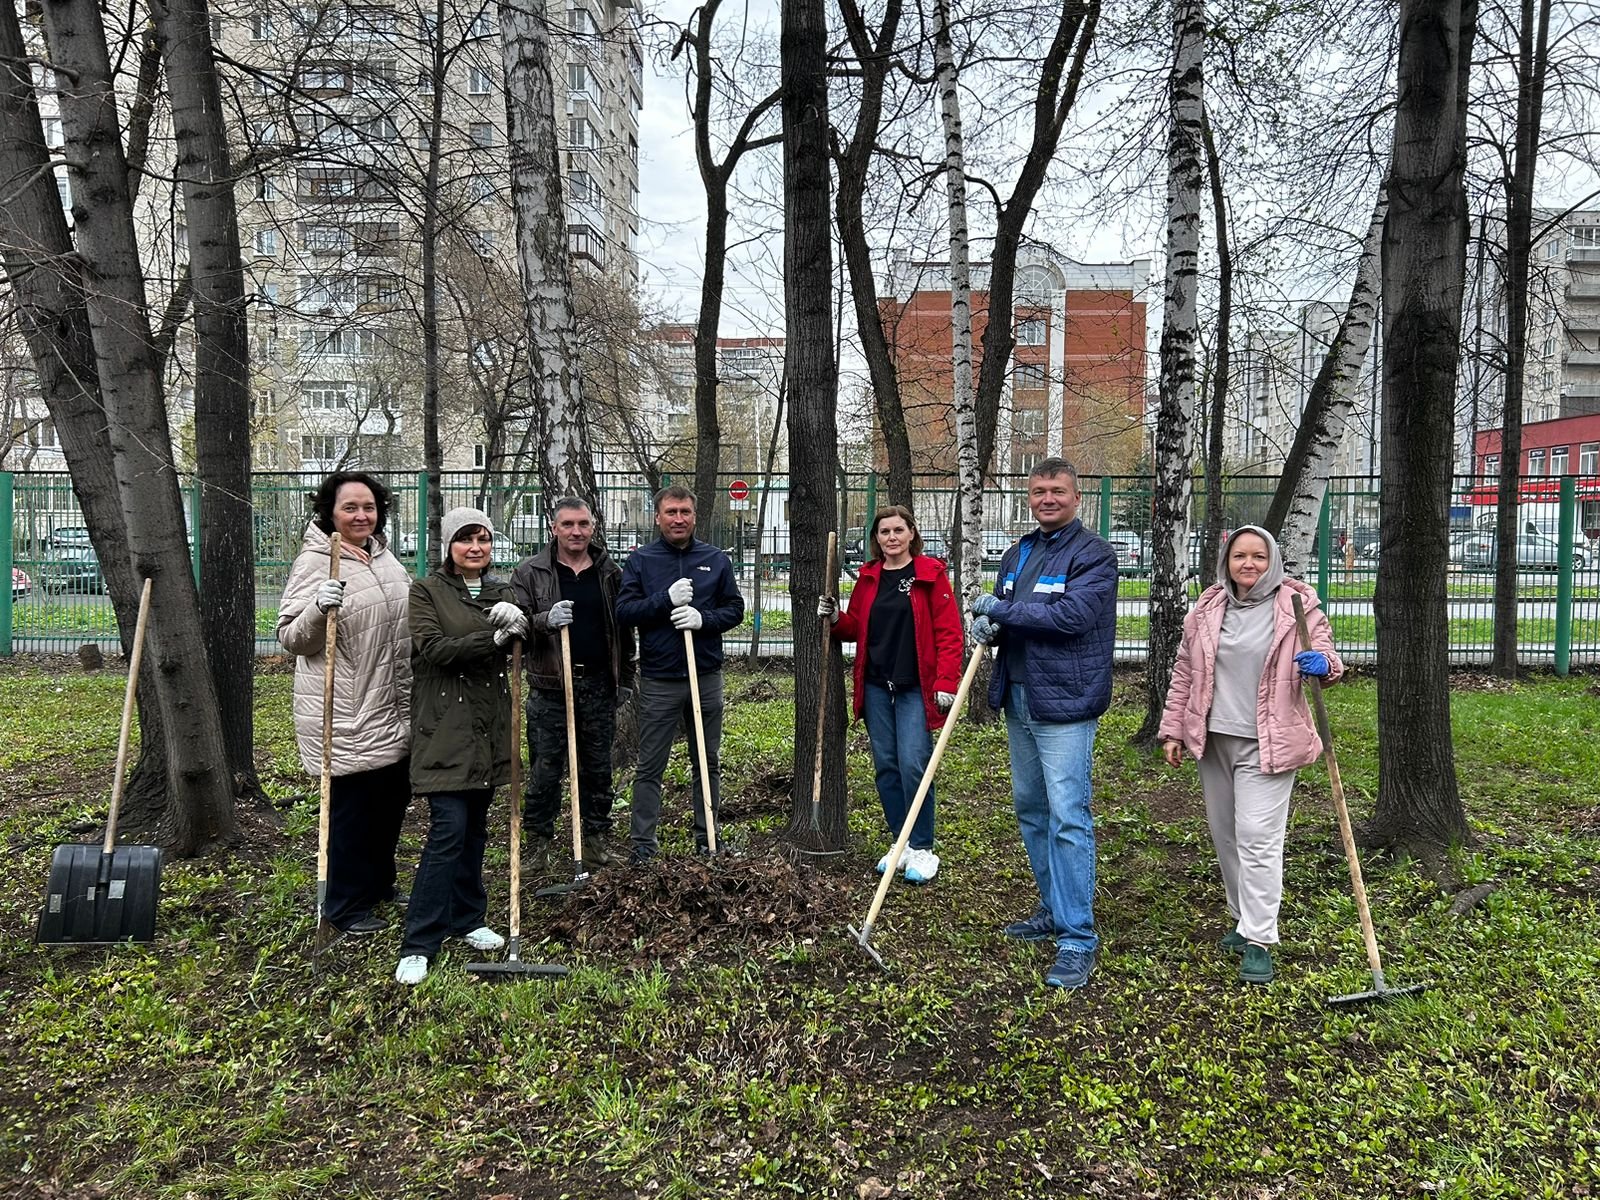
[971,615,1000,645]
[971,593,1000,617]
[1294,650,1329,678]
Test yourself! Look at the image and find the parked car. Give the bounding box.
[49,525,93,549]
[11,567,30,600]
[842,527,866,563]
[1459,531,1587,572]
[1105,529,1147,574]
[40,546,104,593]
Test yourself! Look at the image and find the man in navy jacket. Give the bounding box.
[616,485,745,860]
[970,458,1119,990]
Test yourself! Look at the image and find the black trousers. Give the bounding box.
[325,758,410,929]
[400,789,492,959]
[523,674,617,839]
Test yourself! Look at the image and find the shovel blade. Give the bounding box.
[36,843,162,945]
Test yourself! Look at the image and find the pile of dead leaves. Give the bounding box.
[545,853,852,964]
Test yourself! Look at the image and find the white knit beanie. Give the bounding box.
[439,506,499,563]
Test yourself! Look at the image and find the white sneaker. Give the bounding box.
[461,926,505,952]
[875,850,907,876]
[904,848,941,884]
[394,955,428,985]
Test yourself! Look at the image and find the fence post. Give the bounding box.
[864,471,876,524]
[1555,473,1576,675]
[414,470,429,579]
[0,472,13,656]
[1099,475,1112,537]
[1317,490,1332,604]
[189,476,202,588]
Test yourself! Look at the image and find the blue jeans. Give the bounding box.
[1004,684,1098,951]
[862,683,935,850]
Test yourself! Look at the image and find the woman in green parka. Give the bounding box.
[395,507,529,986]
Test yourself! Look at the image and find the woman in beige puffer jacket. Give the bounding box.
[278,471,412,934]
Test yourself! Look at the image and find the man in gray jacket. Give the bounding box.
[512,497,636,871]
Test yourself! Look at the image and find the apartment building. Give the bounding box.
[878,246,1151,480]
[3,0,642,476]
[1223,301,1382,478]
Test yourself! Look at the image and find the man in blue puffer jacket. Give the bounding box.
[616,485,745,861]
[970,457,1118,990]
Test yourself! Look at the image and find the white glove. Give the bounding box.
[667,578,694,606]
[487,600,522,629]
[670,605,703,631]
[546,599,574,628]
[936,691,956,713]
[816,594,839,623]
[315,578,345,613]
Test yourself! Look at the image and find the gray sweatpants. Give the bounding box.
[629,672,724,856]
[1197,731,1297,945]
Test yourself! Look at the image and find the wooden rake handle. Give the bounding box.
[684,628,717,855]
[317,532,342,904]
[103,577,153,854]
[560,625,583,864]
[1291,593,1385,977]
[509,640,524,942]
[854,646,986,936]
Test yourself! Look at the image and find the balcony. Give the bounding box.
[1568,350,1600,366]
[1569,245,1600,263]
[1568,278,1600,300]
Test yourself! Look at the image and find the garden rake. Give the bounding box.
[535,626,592,899]
[469,642,568,981]
[1291,594,1425,1006]
[847,644,987,970]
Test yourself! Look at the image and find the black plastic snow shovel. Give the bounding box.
[468,642,568,981]
[1292,594,1425,1006]
[37,576,163,945]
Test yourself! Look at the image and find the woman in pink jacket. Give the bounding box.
[1158,525,1342,985]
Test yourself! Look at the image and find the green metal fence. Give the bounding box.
[3,469,1597,669]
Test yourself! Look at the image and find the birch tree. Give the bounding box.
[1197,105,1231,590]
[40,0,236,851]
[1261,187,1386,575]
[498,0,599,522]
[1134,0,1204,746]
[1369,0,1475,855]
[935,0,982,616]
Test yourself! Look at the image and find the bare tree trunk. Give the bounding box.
[935,0,982,616]
[498,0,599,522]
[422,0,447,549]
[0,2,171,818]
[680,1,781,527]
[1198,105,1230,590]
[780,0,847,850]
[42,0,235,853]
[1369,0,1476,855]
[1490,0,1552,677]
[1263,187,1387,575]
[1134,0,1205,746]
[969,0,1101,501]
[835,0,912,508]
[150,0,259,799]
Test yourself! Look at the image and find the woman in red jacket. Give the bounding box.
[818,506,963,882]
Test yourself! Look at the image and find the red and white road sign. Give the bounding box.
[728,479,750,502]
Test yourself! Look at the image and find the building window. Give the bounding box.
[1580,442,1599,474]
[253,228,279,255]
[210,15,223,39]
[40,116,63,147]
[568,63,592,94]
[569,7,596,34]
[1013,407,1046,439]
[470,9,497,35]
[252,390,278,419]
[473,444,486,468]
[255,175,279,201]
[1016,318,1046,346]
[1552,445,1570,475]
[251,13,272,39]
[349,6,396,38]
[467,228,496,255]
[366,114,400,143]
[417,70,434,95]
[354,222,401,257]
[361,275,399,307]
[298,65,351,94]
[301,434,348,464]
[1543,369,1556,388]
[1572,226,1600,249]
[468,67,493,95]
[299,274,357,309]
[466,175,495,203]
[56,170,71,210]
[301,223,352,253]
[1528,448,1545,476]
[568,117,595,148]
[469,121,495,147]
[1014,360,1048,390]
[258,281,280,304]
[568,169,595,202]
[300,169,357,200]
[1483,453,1499,483]
[251,120,278,145]
[1545,238,1562,259]
[302,382,351,410]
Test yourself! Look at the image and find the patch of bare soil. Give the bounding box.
[546,853,852,964]
[1138,779,1203,824]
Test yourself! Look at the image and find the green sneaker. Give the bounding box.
[1220,929,1247,954]
[1239,944,1275,985]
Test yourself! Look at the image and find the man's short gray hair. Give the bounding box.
[551,496,593,518]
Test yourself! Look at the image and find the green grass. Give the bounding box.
[0,662,1597,1197]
